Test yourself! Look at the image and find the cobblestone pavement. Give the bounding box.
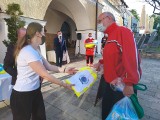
[0,57,160,120]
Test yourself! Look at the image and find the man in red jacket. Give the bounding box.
[84,33,95,66]
[94,12,142,120]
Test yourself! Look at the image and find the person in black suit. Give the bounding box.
[3,28,26,85]
[54,31,66,67]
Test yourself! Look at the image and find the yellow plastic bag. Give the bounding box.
[0,70,6,74]
[65,67,97,97]
[85,43,95,48]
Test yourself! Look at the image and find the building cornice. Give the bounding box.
[86,0,104,8]
[104,0,121,13]
[0,12,46,27]
[76,29,96,34]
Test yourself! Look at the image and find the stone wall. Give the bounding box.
[0,0,52,20]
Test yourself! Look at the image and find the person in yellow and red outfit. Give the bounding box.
[84,33,95,67]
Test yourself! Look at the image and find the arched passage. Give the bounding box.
[44,0,93,60]
[0,0,99,62]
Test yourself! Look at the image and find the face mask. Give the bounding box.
[97,23,106,32]
[89,36,92,39]
[105,34,108,37]
[58,35,62,39]
[41,36,46,45]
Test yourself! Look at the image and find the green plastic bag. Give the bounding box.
[130,94,143,119]
[130,83,147,119]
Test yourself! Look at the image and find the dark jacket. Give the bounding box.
[3,44,17,85]
[54,37,66,53]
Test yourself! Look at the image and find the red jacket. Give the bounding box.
[84,38,95,55]
[99,23,142,85]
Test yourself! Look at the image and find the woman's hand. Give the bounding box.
[65,67,78,75]
[65,84,75,90]
[60,81,75,90]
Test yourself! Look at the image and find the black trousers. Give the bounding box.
[86,55,94,64]
[10,87,46,120]
[102,81,124,120]
[55,51,63,67]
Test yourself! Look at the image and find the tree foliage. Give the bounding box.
[151,14,160,36]
[153,15,160,29]
[130,9,140,21]
[145,0,160,15]
[3,3,25,47]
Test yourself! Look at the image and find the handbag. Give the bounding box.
[62,52,67,61]
[62,51,70,63]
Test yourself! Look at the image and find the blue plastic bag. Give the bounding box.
[0,64,3,71]
[106,97,139,120]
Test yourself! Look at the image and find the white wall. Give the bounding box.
[0,13,8,63]
[44,9,68,34]
[101,2,121,25]
[0,13,47,64]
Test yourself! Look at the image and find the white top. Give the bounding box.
[14,45,42,92]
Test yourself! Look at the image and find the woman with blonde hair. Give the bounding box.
[11,22,76,120]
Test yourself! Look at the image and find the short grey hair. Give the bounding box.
[104,12,116,22]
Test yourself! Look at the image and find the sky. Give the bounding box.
[125,0,155,16]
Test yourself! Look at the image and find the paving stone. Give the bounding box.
[87,105,101,118]
[58,103,79,115]
[87,89,97,97]
[142,115,158,120]
[151,102,160,111]
[54,111,76,120]
[69,108,95,120]
[84,94,96,104]
[43,92,58,103]
[155,93,160,99]
[45,104,63,118]
[79,101,93,111]
[0,106,12,120]
[1,58,160,120]
[138,93,160,103]
[144,90,156,97]
[0,101,7,108]
[91,116,101,120]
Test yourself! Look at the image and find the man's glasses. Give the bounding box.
[97,16,108,24]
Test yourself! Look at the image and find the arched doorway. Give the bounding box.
[61,22,71,48]
[44,0,91,61]
[60,21,77,58]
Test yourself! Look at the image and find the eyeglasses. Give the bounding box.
[97,16,108,24]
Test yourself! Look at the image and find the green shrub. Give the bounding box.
[3,3,25,47]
